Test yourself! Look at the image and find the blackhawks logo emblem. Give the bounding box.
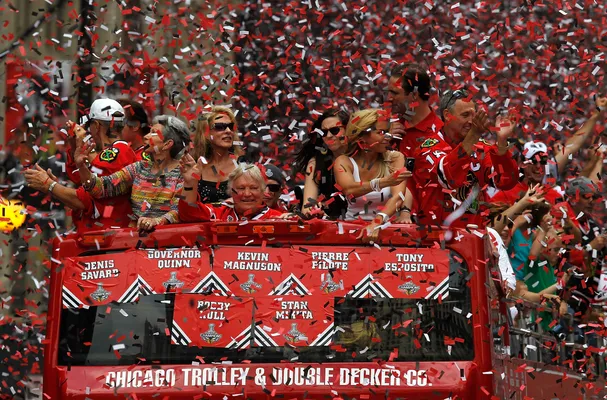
[142,151,152,162]
[420,138,439,148]
[99,147,119,162]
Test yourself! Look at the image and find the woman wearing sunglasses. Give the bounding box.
[191,106,243,204]
[294,108,349,218]
[334,109,412,242]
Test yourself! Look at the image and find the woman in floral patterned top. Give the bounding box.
[75,115,191,232]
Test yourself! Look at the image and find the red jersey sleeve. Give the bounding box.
[178,197,216,222]
[75,186,97,217]
[481,144,519,191]
[66,151,81,185]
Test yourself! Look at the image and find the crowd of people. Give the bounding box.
[22,62,607,346]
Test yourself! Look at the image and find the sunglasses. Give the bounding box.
[266,184,281,193]
[530,156,548,166]
[321,126,342,136]
[444,89,468,107]
[213,122,234,132]
[582,193,600,200]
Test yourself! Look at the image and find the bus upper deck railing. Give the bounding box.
[498,296,607,379]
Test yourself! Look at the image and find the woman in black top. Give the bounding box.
[191,106,243,204]
[294,108,349,218]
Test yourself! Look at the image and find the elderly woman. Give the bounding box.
[334,109,412,241]
[74,115,191,231]
[191,105,243,204]
[179,159,283,222]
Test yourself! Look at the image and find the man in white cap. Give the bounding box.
[55,98,137,231]
[491,140,565,205]
[65,98,137,185]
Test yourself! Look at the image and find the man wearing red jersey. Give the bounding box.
[179,161,283,222]
[66,99,137,184]
[62,99,136,231]
[386,63,518,225]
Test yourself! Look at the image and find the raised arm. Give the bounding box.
[301,158,320,215]
[528,218,550,261]
[177,153,215,222]
[581,144,606,184]
[485,113,519,190]
[555,97,606,177]
[492,184,544,235]
[434,111,491,190]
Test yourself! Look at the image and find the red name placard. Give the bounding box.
[171,294,254,348]
[62,252,139,307]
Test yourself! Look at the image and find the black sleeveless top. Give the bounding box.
[197,179,229,204]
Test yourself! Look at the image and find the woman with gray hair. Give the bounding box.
[178,159,283,221]
[73,115,191,231]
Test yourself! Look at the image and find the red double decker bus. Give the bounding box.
[43,221,607,399]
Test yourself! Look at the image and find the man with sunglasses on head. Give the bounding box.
[492,141,565,205]
[387,64,518,225]
[433,89,519,216]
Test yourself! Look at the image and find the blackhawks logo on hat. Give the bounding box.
[420,138,439,148]
[99,147,119,162]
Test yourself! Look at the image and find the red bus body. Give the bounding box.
[43,221,606,399]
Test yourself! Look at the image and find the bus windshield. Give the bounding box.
[59,249,472,366]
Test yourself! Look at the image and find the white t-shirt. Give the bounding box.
[487,227,517,291]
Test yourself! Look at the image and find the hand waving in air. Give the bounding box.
[179,153,203,187]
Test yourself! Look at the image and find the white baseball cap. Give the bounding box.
[523,141,548,159]
[89,99,125,122]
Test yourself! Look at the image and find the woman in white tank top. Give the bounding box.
[334,109,412,242]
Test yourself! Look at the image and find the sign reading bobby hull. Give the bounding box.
[171,294,254,348]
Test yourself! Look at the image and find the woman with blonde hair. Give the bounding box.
[190,105,243,204]
[334,109,412,242]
